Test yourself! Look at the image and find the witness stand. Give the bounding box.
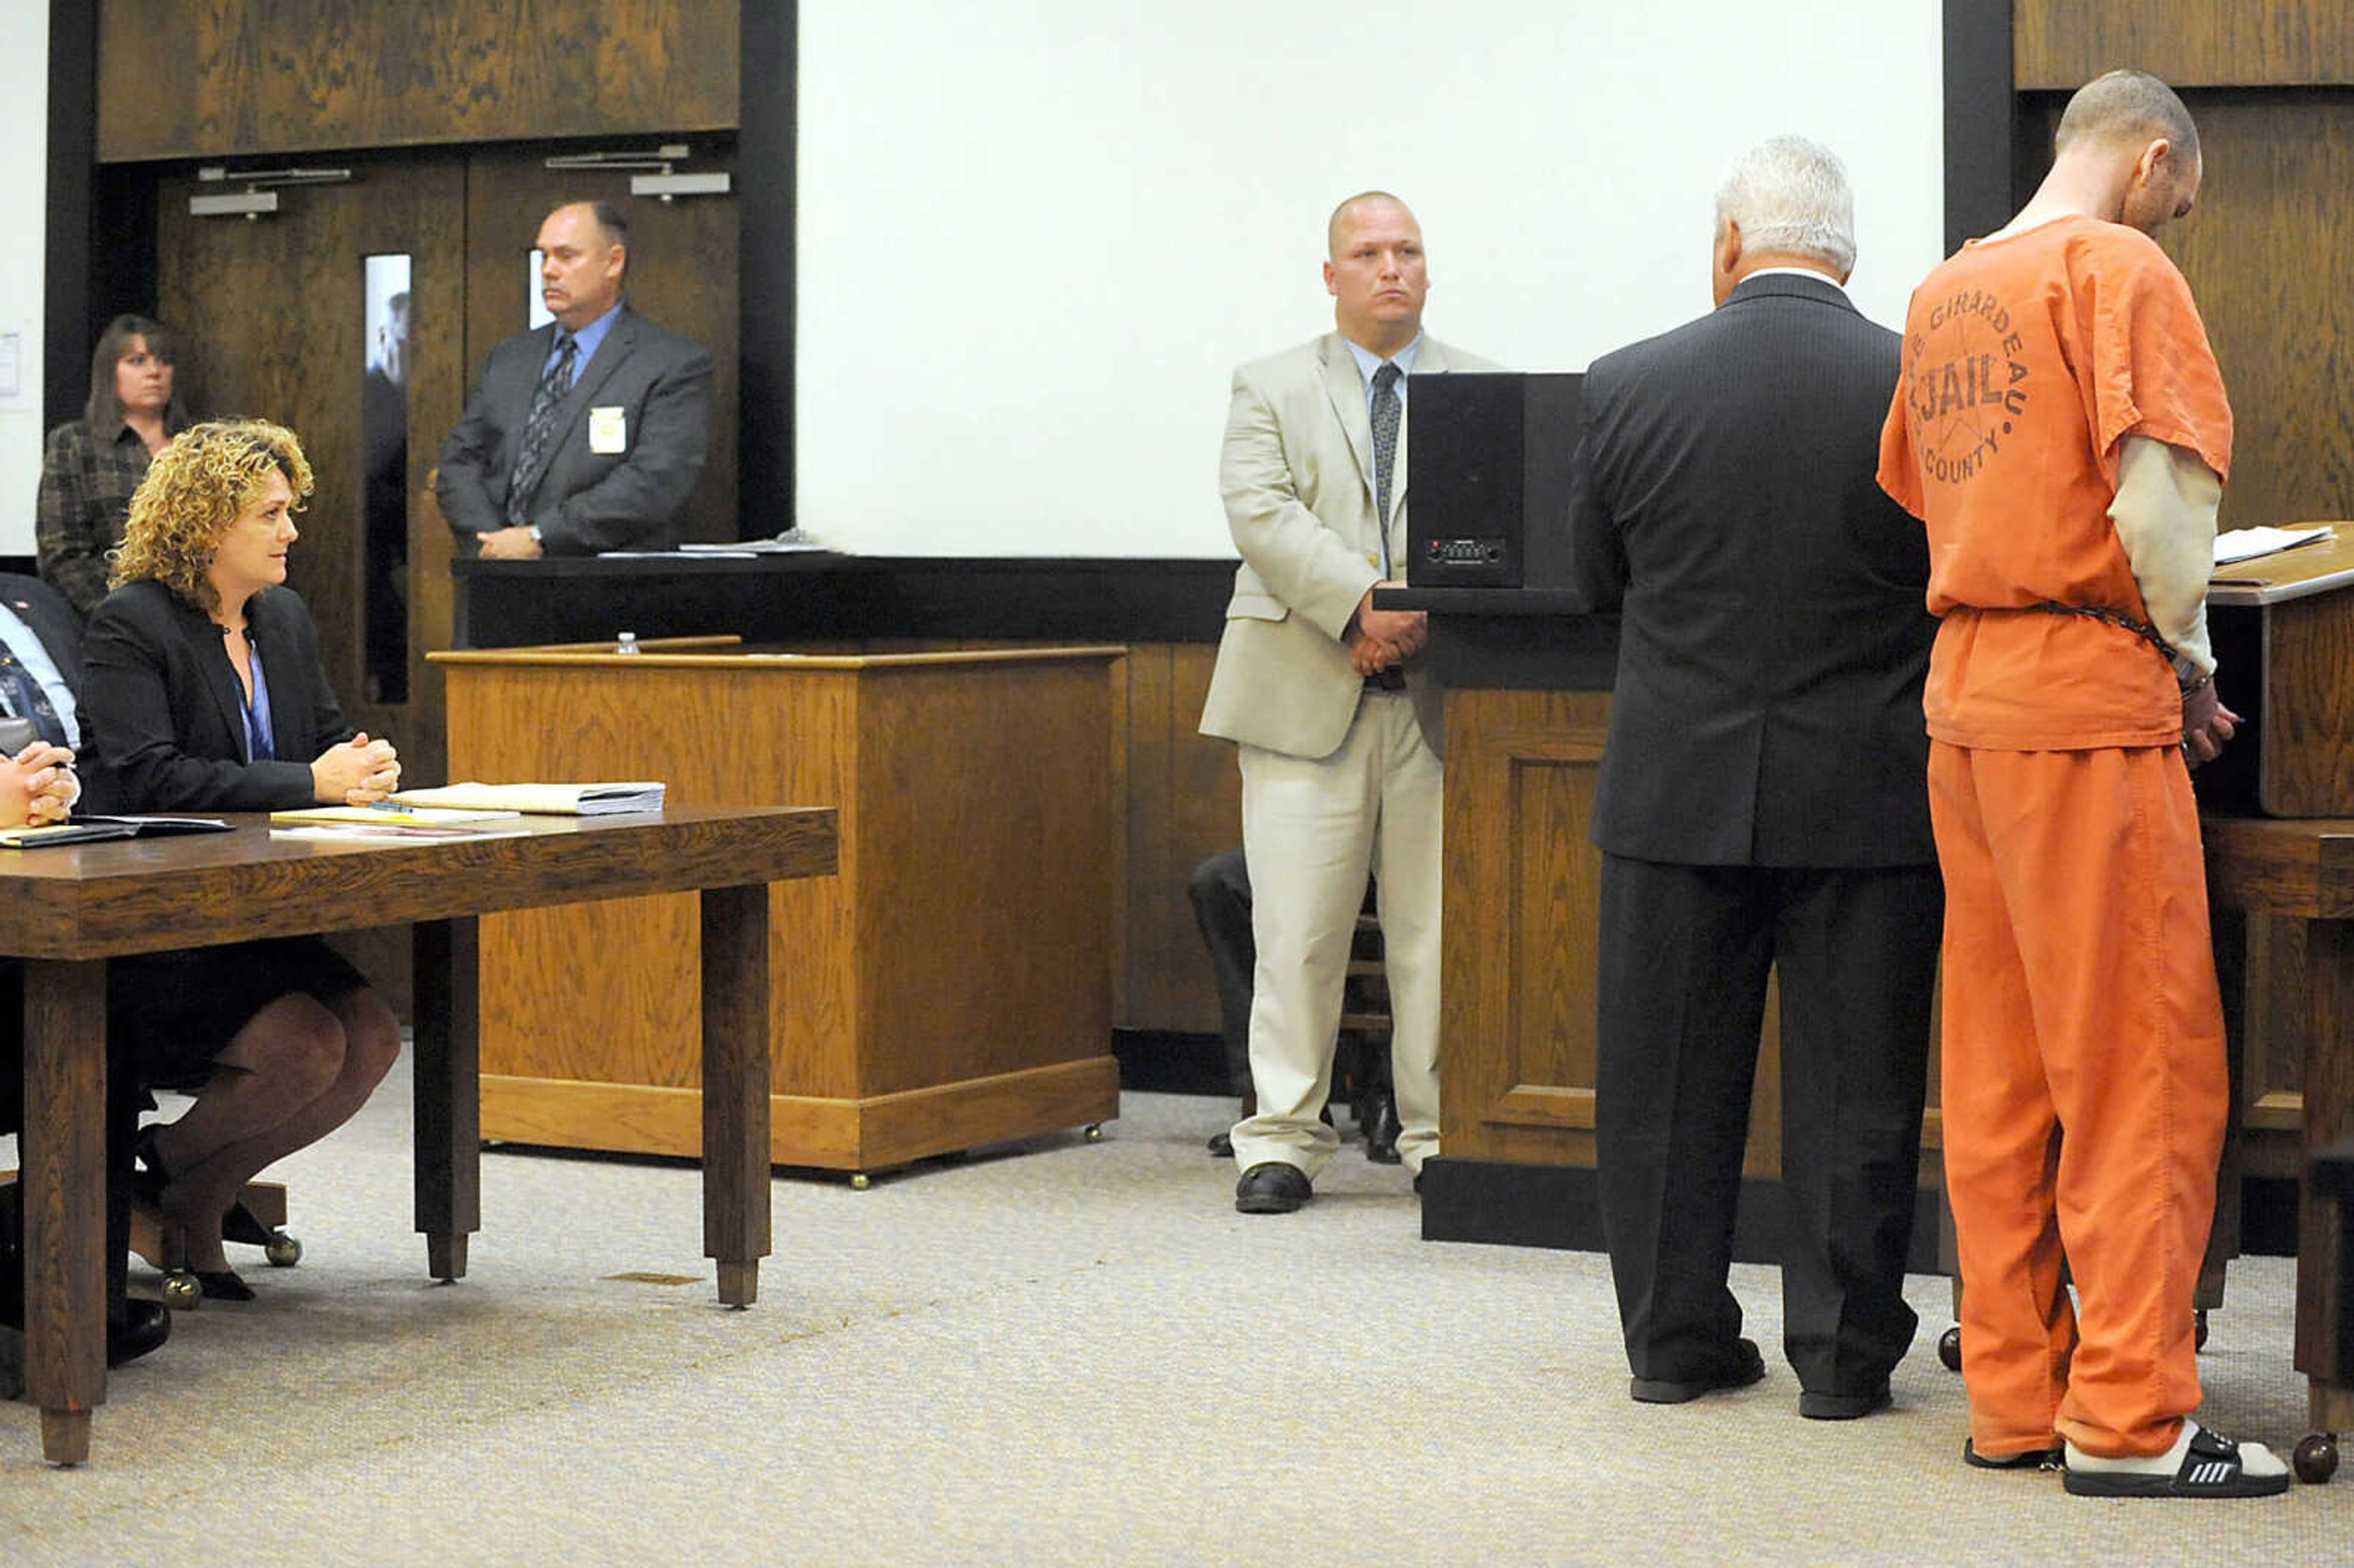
[7,805,836,1466]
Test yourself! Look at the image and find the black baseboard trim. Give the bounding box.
[1419,1159,1940,1277]
[1419,1159,2302,1271]
[2241,1175,2298,1257]
[1111,1028,1233,1097]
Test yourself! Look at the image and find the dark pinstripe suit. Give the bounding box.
[1565,271,1943,1399]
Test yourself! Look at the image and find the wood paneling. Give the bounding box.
[2011,94,2354,531]
[2206,820,2354,1184]
[2159,99,2354,530]
[1439,688,1612,1168]
[462,150,742,547]
[1119,644,1237,1033]
[97,1,739,162]
[2299,918,2354,1380]
[2016,2,2354,89]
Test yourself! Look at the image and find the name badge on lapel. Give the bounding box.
[588,406,628,454]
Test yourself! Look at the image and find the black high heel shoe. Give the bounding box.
[134,1124,276,1250]
[192,1268,256,1303]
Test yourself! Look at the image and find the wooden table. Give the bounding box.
[7,805,837,1466]
[2203,813,2354,1480]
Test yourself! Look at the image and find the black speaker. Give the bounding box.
[1407,371,1586,588]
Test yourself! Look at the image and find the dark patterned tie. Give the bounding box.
[505,331,578,527]
[0,647,69,748]
[1370,361,1403,569]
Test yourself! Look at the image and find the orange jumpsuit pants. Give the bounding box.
[1927,740,2228,1460]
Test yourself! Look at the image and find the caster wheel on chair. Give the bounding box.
[159,1271,201,1310]
[1083,1123,1105,1143]
[264,1232,302,1268]
[2193,1309,2209,1351]
[849,1173,870,1191]
[1938,1326,1962,1373]
[2294,1433,2339,1484]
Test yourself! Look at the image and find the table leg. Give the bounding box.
[22,959,108,1466]
[413,917,481,1282]
[701,883,771,1307]
[2298,919,2354,1466]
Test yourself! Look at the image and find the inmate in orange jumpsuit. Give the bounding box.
[1877,215,2234,1461]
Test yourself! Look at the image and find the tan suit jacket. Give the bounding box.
[1198,331,1498,761]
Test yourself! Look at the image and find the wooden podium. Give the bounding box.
[2203,526,2354,818]
[1393,595,1938,1257]
[431,639,1124,1178]
[2198,525,2354,1477]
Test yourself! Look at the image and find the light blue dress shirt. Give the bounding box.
[546,300,623,379]
[1343,334,1422,577]
[0,603,80,747]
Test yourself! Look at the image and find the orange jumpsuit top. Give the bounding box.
[1877,216,2233,751]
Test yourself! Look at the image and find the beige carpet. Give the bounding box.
[1,1050,2347,1566]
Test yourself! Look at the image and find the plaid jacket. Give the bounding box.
[37,416,183,619]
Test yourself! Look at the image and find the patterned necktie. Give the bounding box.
[1370,360,1403,569]
[0,647,69,748]
[506,331,578,527]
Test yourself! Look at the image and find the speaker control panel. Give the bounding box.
[1425,536,1508,566]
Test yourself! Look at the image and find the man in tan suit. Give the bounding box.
[1200,191,1497,1213]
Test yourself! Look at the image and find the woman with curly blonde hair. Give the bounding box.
[80,419,402,1301]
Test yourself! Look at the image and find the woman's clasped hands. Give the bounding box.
[311,731,400,806]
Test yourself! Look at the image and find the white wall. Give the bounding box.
[0,7,46,557]
[796,1,1945,558]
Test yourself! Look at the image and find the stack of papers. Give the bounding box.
[268,805,530,840]
[270,805,521,828]
[388,782,666,816]
[680,530,826,555]
[2214,525,2333,567]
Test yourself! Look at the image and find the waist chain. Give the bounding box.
[2023,600,2179,666]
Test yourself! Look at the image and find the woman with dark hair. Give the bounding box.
[37,313,196,619]
[82,418,403,1302]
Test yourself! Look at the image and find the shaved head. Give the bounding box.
[2055,69,2200,164]
[1328,191,1410,259]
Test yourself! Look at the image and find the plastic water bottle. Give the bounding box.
[615,631,641,655]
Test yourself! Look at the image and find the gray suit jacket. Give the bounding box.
[1198,331,1498,761]
[435,304,714,554]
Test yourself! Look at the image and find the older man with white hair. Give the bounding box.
[1566,135,1944,1420]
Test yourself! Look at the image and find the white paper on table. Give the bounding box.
[2214,525,2333,566]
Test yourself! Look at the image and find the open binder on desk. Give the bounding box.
[0,815,233,850]
[389,781,666,816]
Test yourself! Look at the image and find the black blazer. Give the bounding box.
[0,571,88,732]
[433,303,714,555]
[1565,272,1937,868]
[80,580,354,813]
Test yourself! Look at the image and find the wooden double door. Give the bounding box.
[152,143,742,796]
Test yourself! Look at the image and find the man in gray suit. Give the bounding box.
[437,200,714,558]
[1199,191,1496,1214]
[1565,138,1943,1418]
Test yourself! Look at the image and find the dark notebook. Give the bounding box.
[0,815,235,850]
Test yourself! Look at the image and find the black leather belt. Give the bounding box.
[1363,667,1406,692]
